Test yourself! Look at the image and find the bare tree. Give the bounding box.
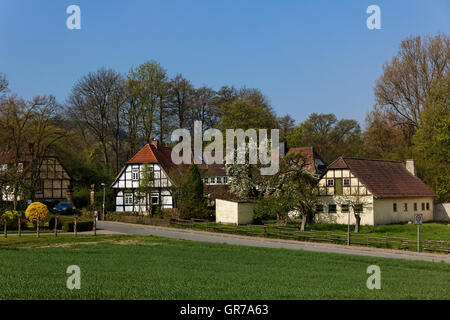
[168,74,195,129]
[68,68,124,172]
[374,33,449,136]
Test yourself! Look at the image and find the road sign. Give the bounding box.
[414,214,423,225]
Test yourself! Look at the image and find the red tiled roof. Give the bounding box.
[127,143,178,174]
[327,157,436,199]
[286,147,327,174]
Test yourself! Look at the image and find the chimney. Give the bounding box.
[406,159,417,176]
[150,140,159,148]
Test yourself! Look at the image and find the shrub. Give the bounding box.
[48,215,73,230]
[162,208,180,220]
[25,202,50,224]
[62,219,93,232]
[178,164,208,219]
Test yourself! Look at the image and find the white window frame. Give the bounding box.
[132,169,139,181]
[124,193,133,205]
[327,179,334,187]
[223,176,228,184]
[343,178,350,186]
[151,195,159,205]
[216,176,222,184]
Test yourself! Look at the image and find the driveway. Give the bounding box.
[98,221,450,263]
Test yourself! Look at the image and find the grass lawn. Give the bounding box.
[0,234,449,300]
[190,221,450,242]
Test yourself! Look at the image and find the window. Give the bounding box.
[216,176,222,184]
[132,169,139,181]
[204,177,209,184]
[343,178,350,186]
[421,203,425,211]
[151,196,159,205]
[124,193,133,205]
[328,204,337,213]
[341,204,349,213]
[18,163,23,172]
[393,203,397,212]
[327,179,334,187]
[404,203,408,212]
[0,164,7,172]
[316,204,324,213]
[414,203,417,211]
[354,204,363,213]
[210,177,216,184]
[426,203,430,211]
[36,180,44,194]
[223,176,228,184]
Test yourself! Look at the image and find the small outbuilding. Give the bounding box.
[215,199,255,225]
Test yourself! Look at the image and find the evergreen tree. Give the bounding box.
[178,164,207,219]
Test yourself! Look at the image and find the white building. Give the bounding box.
[316,157,436,225]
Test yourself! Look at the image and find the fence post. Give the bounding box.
[18,212,21,237]
[383,236,388,248]
[36,214,40,238]
[328,232,332,243]
[264,225,267,237]
[74,215,78,237]
[93,212,97,236]
[54,215,58,237]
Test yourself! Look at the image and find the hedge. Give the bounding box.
[48,215,73,230]
[62,219,94,232]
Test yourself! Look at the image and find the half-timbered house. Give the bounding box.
[317,157,436,225]
[0,146,72,203]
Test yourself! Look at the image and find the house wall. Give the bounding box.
[315,195,375,225]
[373,197,434,225]
[215,199,238,224]
[215,199,255,225]
[112,163,174,212]
[434,203,450,222]
[318,169,371,196]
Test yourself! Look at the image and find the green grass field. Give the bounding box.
[189,221,450,241]
[0,234,449,300]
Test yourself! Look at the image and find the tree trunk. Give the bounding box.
[36,215,40,238]
[3,220,7,238]
[354,214,361,233]
[300,214,307,232]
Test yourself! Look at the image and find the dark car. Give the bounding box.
[52,202,76,215]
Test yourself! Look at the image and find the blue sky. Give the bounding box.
[1,0,449,127]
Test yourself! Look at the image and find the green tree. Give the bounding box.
[287,113,363,163]
[178,164,207,219]
[413,74,450,202]
[135,164,155,214]
[219,98,277,131]
[266,152,320,231]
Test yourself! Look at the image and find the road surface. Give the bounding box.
[97,221,449,263]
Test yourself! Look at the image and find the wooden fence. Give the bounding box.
[106,215,450,254]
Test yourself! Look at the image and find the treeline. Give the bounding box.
[0,33,448,204]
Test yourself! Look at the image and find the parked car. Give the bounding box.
[52,202,76,215]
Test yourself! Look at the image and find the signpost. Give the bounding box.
[414,214,423,252]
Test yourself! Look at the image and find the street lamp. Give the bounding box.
[101,183,106,221]
[345,198,351,246]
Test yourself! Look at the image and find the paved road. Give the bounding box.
[98,221,450,263]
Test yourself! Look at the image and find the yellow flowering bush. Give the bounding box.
[2,210,19,222]
[25,202,50,223]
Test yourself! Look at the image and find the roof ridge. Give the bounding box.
[342,157,402,163]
